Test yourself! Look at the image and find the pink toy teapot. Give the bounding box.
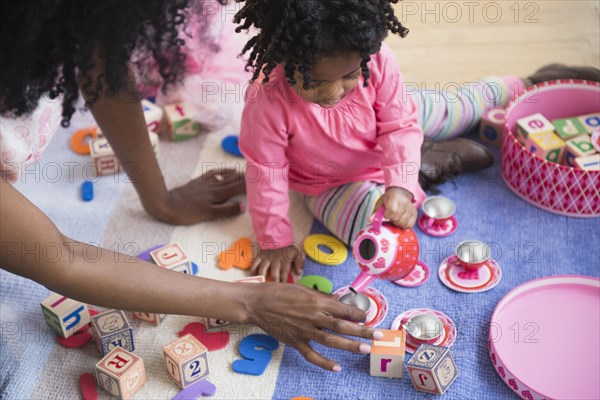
[350,207,420,292]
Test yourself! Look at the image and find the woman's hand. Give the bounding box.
[151,168,246,225]
[251,244,304,283]
[243,282,383,371]
[374,187,418,228]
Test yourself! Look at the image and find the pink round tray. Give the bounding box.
[489,275,600,399]
[502,80,600,217]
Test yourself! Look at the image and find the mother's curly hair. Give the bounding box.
[234,0,409,89]
[0,0,223,127]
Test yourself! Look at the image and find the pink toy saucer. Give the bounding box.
[418,214,458,237]
[489,275,600,400]
[391,308,457,353]
[333,286,388,328]
[393,261,430,287]
[438,255,502,293]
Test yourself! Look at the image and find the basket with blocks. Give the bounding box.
[501,80,600,217]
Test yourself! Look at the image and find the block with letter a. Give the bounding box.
[407,344,459,394]
[369,329,406,378]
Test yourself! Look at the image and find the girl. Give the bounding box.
[1,0,380,375]
[236,0,600,282]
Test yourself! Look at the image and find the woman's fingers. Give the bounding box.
[312,327,372,355]
[294,341,341,372]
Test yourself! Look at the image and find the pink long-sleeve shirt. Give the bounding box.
[240,43,426,248]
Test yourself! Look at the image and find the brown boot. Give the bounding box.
[419,138,495,191]
[527,64,600,86]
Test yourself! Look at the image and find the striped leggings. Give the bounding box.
[303,76,525,245]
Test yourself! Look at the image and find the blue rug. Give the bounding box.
[272,154,600,399]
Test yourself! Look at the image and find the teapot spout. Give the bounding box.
[350,271,375,293]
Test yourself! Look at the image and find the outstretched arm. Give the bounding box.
[1,179,379,371]
[78,54,245,225]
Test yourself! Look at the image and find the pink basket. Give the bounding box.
[502,80,600,217]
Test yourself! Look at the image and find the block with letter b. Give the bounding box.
[96,347,147,400]
[552,117,588,140]
[163,334,210,388]
[564,134,596,167]
[91,310,135,356]
[526,131,565,163]
[479,107,506,147]
[370,329,406,378]
[407,344,458,395]
[164,103,201,142]
[40,292,91,338]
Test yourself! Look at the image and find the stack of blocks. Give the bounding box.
[163,334,210,388]
[89,131,159,176]
[149,243,194,274]
[90,309,135,356]
[142,99,164,134]
[515,112,600,170]
[40,293,90,338]
[369,329,406,379]
[96,347,147,399]
[407,344,459,395]
[163,103,202,142]
[132,243,194,325]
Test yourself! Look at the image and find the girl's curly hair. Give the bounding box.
[234,0,409,89]
[0,0,223,127]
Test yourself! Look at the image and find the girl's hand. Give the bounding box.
[151,169,246,225]
[252,244,304,283]
[374,187,418,228]
[243,282,382,371]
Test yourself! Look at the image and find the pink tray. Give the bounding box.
[489,275,600,399]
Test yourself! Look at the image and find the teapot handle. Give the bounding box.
[373,206,385,234]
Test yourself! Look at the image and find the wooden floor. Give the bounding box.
[386,0,600,86]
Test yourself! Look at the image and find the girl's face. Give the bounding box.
[293,52,363,108]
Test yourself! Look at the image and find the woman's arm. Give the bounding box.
[78,56,245,225]
[1,179,378,371]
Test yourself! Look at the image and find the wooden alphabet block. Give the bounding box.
[96,347,147,400]
[40,293,90,338]
[142,99,164,133]
[578,112,600,134]
[149,131,159,156]
[163,103,201,142]
[574,154,600,171]
[552,117,588,140]
[479,107,506,147]
[91,310,135,356]
[150,243,193,273]
[200,317,232,332]
[234,275,266,284]
[132,311,167,326]
[564,134,596,167]
[163,334,210,388]
[526,131,565,163]
[370,329,406,379]
[89,137,122,176]
[407,344,458,395]
[516,113,554,143]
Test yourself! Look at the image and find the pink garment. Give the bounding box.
[240,43,426,248]
[0,98,63,183]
